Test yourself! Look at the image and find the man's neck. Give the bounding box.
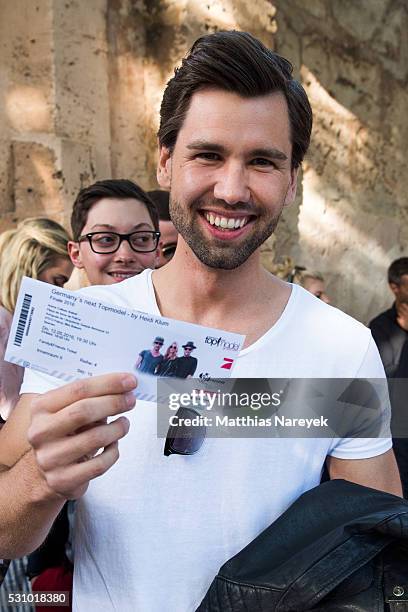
[152,239,290,346]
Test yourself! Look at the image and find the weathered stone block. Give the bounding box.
[12,139,64,219]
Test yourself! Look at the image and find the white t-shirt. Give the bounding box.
[21,270,391,612]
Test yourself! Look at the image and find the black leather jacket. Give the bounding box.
[197,480,408,611]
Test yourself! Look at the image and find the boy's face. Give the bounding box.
[68,197,159,286]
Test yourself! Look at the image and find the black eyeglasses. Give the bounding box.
[164,407,206,457]
[161,243,177,260]
[78,231,161,254]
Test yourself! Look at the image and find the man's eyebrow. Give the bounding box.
[250,147,288,161]
[186,141,288,161]
[186,141,226,153]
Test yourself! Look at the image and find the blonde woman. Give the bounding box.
[155,341,179,376]
[291,267,331,304]
[270,257,331,304]
[0,218,73,422]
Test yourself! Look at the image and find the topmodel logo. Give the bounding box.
[205,336,240,351]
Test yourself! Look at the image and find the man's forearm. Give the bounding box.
[0,451,65,558]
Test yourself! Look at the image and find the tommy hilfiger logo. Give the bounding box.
[221,357,234,370]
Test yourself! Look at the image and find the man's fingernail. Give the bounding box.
[122,375,137,390]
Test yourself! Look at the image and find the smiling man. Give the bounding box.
[0,31,401,612]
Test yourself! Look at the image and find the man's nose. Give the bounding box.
[213,162,250,205]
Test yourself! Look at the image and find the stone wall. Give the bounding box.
[0,0,406,321]
[0,0,111,233]
[273,0,408,321]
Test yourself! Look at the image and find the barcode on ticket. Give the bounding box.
[14,293,32,347]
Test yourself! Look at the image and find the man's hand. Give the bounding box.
[396,302,408,331]
[27,373,137,500]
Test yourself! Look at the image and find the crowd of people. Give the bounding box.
[0,180,176,610]
[0,29,406,612]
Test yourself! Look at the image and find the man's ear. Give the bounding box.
[157,145,172,190]
[283,167,299,207]
[68,241,84,270]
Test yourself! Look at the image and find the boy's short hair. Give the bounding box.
[71,179,159,240]
[158,30,313,170]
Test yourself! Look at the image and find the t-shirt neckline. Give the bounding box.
[145,269,298,357]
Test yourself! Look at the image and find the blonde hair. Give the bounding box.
[269,256,295,280]
[0,218,71,313]
[292,268,324,287]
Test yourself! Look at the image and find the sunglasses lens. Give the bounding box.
[165,434,205,456]
[164,407,206,456]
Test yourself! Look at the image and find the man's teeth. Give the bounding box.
[205,213,248,229]
[109,272,135,278]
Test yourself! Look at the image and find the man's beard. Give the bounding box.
[169,197,282,270]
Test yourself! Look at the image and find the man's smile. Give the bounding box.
[204,211,250,229]
[196,209,257,240]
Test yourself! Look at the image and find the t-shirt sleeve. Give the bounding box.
[20,367,63,395]
[328,335,392,459]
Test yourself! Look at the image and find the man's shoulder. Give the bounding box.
[283,285,374,368]
[237,287,382,378]
[293,285,369,339]
[369,307,394,330]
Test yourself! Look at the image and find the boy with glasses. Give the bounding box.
[0,31,401,612]
[68,179,160,286]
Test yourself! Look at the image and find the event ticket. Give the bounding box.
[5,277,245,401]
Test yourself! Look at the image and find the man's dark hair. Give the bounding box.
[70,179,159,240]
[388,257,408,285]
[147,190,170,221]
[158,30,312,170]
